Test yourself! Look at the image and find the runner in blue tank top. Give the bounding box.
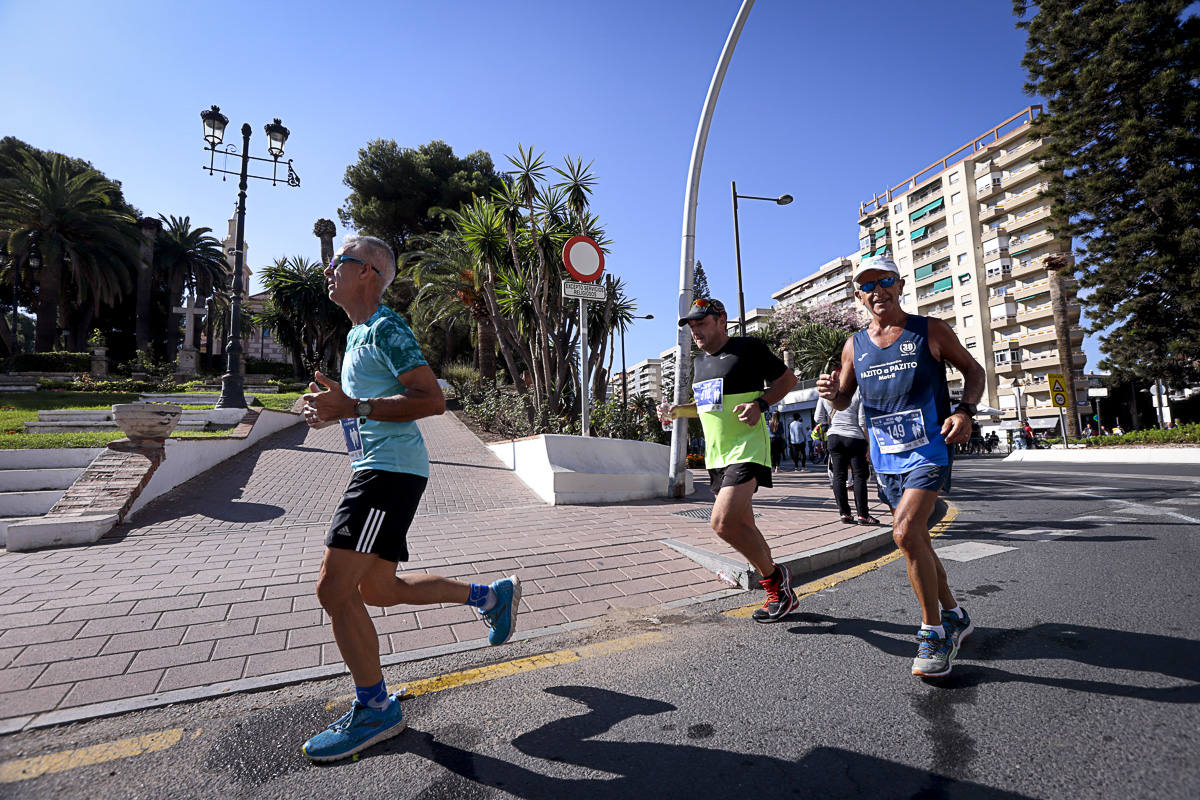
[817,256,986,678]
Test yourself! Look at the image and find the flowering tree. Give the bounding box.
[763,301,863,352]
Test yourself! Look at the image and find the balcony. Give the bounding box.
[1004,182,1049,213]
[915,263,952,287]
[981,242,1010,261]
[906,183,944,210]
[979,201,1004,222]
[1013,255,1049,278]
[989,303,1017,328]
[989,286,1014,299]
[1006,204,1051,234]
[929,306,955,320]
[916,283,955,306]
[1009,229,1056,255]
[1001,162,1040,189]
[913,241,950,267]
[986,264,1013,284]
[1017,302,1053,323]
[995,137,1045,168]
[995,358,1023,374]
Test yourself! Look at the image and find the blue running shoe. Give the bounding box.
[302,692,405,762]
[479,575,520,645]
[911,629,953,677]
[941,607,974,655]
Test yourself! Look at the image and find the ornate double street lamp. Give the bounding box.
[199,105,300,408]
[730,181,791,335]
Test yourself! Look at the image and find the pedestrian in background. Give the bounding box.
[769,411,786,473]
[787,414,807,471]
[814,389,876,525]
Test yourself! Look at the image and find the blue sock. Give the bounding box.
[355,679,389,710]
[465,583,497,610]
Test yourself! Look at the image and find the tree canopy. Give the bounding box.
[1014,0,1200,385]
[339,139,502,257]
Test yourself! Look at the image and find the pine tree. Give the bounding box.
[1015,0,1200,384]
[693,259,711,301]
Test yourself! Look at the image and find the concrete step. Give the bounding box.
[37,410,113,422]
[0,489,64,517]
[139,393,258,405]
[0,516,39,548]
[24,408,245,433]
[0,467,84,492]
[0,449,103,469]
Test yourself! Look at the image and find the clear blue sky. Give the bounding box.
[0,0,1106,371]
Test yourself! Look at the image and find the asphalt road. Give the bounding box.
[2,460,1198,799]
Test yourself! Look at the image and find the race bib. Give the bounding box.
[870,408,929,454]
[693,378,724,412]
[340,417,364,460]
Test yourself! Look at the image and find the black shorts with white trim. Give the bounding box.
[325,469,427,562]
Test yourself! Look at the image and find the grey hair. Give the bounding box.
[342,234,396,284]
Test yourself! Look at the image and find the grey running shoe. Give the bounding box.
[751,562,799,623]
[941,607,974,653]
[911,629,953,677]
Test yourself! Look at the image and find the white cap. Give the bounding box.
[853,255,901,284]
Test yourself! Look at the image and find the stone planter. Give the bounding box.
[112,403,182,444]
[90,347,109,378]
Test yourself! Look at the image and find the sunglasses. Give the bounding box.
[331,254,382,276]
[858,275,897,292]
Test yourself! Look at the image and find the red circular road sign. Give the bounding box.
[562,235,605,283]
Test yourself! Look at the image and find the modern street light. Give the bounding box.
[199,105,300,409]
[731,181,791,335]
[619,314,655,412]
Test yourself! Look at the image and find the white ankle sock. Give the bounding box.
[920,623,946,638]
[944,606,963,619]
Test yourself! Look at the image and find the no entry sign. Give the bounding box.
[562,235,605,283]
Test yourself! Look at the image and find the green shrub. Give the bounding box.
[14,352,89,372]
[441,361,481,400]
[1081,422,1200,447]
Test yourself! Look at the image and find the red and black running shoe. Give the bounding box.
[752,562,799,623]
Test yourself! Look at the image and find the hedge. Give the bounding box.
[13,352,89,372]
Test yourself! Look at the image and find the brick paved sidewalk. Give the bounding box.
[0,412,890,732]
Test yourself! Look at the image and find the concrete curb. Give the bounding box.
[1003,447,1200,464]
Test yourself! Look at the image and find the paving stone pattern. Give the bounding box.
[0,411,888,727]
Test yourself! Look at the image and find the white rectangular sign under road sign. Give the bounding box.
[562,280,608,301]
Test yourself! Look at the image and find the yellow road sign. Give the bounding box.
[1048,373,1069,407]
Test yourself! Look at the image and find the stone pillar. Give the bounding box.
[90,347,109,377]
[314,218,336,266]
[135,217,162,354]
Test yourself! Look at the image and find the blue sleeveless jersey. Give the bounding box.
[852,315,951,474]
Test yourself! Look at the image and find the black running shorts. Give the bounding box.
[707,461,772,494]
[325,469,427,562]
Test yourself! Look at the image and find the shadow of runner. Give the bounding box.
[788,614,1200,701]
[399,686,1034,799]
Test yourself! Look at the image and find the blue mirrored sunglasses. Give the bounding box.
[858,275,897,292]
[330,255,382,276]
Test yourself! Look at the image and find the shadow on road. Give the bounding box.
[788,614,1200,701]
[392,685,1033,799]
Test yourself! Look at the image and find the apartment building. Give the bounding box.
[610,356,664,403]
[773,255,859,313]
[726,307,774,335]
[855,105,1085,434]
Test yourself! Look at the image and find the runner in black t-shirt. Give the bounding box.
[659,298,800,622]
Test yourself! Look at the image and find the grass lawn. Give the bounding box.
[0,390,303,449]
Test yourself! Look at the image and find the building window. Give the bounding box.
[961,294,973,306]
[949,173,960,185]
[966,337,977,348]
[954,232,966,245]
[953,211,965,224]
[964,314,975,327]
[957,253,967,265]
[951,191,962,205]
[898,256,909,267]
[959,272,972,284]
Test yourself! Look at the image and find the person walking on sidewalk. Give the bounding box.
[817,255,984,678]
[768,411,786,473]
[814,389,876,526]
[659,298,799,622]
[787,414,807,471]
[299,235,519,761]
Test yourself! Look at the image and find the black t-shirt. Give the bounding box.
[693,337,789,393]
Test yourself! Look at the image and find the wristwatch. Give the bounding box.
[354,399,373,419]
[952,402,977,417]
[756,398,770,414]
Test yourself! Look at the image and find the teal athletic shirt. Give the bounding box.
[339,304,430,477]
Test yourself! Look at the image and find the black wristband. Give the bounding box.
[953,402,977,417]
[756,398,770,413]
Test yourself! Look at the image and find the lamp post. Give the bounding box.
[199,105,300,409]
[619,314,655,413]
[3,249,15,372]
[731,181,791,335]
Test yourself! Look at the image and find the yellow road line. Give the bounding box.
[726,504,959,618]
[0,728,183,784]
[326,631,667,711]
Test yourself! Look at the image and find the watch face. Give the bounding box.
[356,401,371,417]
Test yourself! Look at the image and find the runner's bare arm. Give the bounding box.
[927,318,984,444]
[304,366,446,423]
[817,336,858,410]
[661,401,699,421]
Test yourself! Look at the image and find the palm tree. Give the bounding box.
[153,215,227,362]
[789,323,852,380]
[254,255,349,377]
[0,150,137,351]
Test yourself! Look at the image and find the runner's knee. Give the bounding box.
[316,572,361,612]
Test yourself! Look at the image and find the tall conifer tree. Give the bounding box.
[1014,0,1200,384]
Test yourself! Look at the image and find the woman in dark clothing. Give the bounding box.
[769,411,786,473]
[814,390,877,525]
